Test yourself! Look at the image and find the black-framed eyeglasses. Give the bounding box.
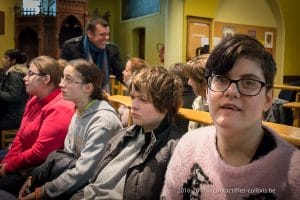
[207,75,268,96]
[60,77,83,86]
[27,70,46,77]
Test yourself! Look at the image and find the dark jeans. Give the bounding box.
[0,173,26,197]
[0,189,17,200]
[0,149,8,161]
[0,118,21,130]
[69,189,84,200]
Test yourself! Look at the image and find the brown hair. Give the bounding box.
[186,54,209,95]
[186,54,209,83]
[169,63,189,85]
[129,66,183,123]
[205,34,276,90]
[86,17,109,33]
[30,56,62,87]
[68,59,106,100]
[128,57,150,73]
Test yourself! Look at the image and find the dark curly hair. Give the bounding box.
[205,34,276,91]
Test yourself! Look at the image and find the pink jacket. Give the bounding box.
[161,126,300,200]
[2,88,75,173]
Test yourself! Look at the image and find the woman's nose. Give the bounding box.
[224,82,240,98]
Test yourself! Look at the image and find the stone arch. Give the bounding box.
[58,15,83,48]
[18,28,38,61]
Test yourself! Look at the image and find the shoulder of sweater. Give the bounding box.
[185,125,214,137]
[92,100,116,113]
[179,126,214,146]
[83,100,119,119]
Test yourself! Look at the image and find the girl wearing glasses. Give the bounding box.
[18,59,122,200]
[162,34,300,199]
[0,56,75,196]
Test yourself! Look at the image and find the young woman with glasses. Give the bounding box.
[18,59,122,200]
[161,34,300,200]
[0,56,75,196]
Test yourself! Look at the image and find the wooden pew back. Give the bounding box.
[108,95,300,147]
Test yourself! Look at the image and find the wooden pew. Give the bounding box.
[178,108,213,125]
[263,121,300,146]
[108,95,133,126]
[178,108,300,147]
[282,101,300,127]
[273,84,300,92]
[108,95,300,147]
[1,129,18,149]
[273,84,300,127]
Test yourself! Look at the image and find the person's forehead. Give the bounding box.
[64,65,81,77]
[226,58,264,80]
[29,63,39,71]
[125,61,133,70]
[94,24,109,33]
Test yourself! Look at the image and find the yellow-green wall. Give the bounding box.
[114,0,166,65]
[0,0,18,61]
[87,0,166,65]
[183,0,218,62]
[1,0,300,77]
[279,0,300,76]
[87,0,116,42]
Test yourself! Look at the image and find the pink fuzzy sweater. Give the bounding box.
[161,126,300,200]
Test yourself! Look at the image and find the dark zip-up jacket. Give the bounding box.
[0,64,28,129]
[86,117,184,200]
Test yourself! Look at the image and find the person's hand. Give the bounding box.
[0,163,6,176]
[19,187,44,200]
[18,177,32,199]
[19,191,36,200]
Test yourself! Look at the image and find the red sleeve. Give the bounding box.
[3,102,74,173]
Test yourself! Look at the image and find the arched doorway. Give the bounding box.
[59,15,83,48]
[132,27,145,59]
[18,28,38,61]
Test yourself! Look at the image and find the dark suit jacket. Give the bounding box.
[60,36,124,83]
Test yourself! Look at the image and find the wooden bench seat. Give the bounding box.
[108,95,300,147]
[1,129,18,149]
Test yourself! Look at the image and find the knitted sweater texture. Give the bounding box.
[161,125,300,200]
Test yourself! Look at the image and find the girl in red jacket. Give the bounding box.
[0,56,75,196]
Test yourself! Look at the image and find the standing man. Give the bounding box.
[61,17,124,94]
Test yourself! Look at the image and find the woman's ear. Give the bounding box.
[84,83,94,96]
[263,88,274,112]
[42,75,51,85]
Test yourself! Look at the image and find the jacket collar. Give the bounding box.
[38,88,61,106]
[125,116,169,134]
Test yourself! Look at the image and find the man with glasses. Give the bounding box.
[60,17,124,94]
[162,34,300,200]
